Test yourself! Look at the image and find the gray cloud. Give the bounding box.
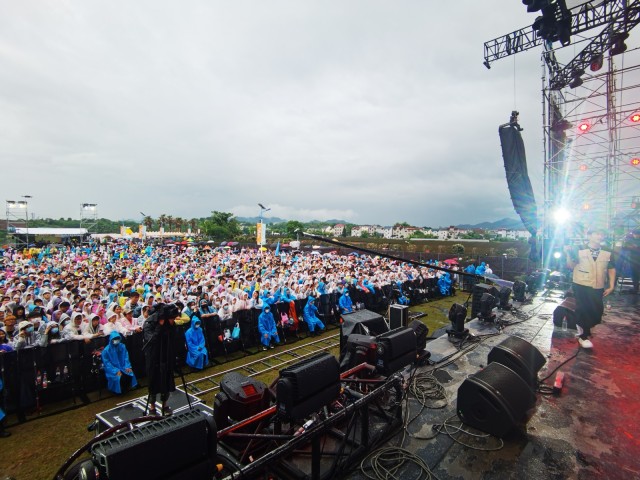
[1,1,577,226]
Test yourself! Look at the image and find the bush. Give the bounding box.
[504,248,518,258]
[451,243,465,254]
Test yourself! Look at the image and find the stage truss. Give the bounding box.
[542,42,640,251]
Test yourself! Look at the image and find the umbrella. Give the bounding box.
[443,258,459,265]
[259,247,267,251]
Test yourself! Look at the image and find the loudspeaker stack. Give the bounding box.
[456,336,546,437]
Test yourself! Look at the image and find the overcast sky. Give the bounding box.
[1,1,628,227]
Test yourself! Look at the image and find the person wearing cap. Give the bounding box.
[102,331,137,395]
[118,307,142,334]
[566,226,616,349]
[13,320,37,349]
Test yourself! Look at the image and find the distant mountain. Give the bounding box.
[454,217,525,230]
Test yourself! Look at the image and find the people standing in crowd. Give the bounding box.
[566,226,616,349]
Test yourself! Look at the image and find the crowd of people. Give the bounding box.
[0,241,463,351]
[0,241,464,422]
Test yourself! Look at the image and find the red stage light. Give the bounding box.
[579,164,588,171]
[578,122,591,133]
[631,113,640,123]
[582,203,590,210]
[631,158,640,166]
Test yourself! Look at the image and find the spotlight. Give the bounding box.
[631,158,640,166]
[610,32,629,56]
[478,293,497,322]
[631,113,640,123]
[577,121,591,133]
[569,75,583,89]
[552,207,571,225]
[590,54,604,72]
[513,280,527,302]
[447,303,469,339]
[579,164,588,171]
[553,251,562,259]
[498,287,512,310]
[582,203,591,210]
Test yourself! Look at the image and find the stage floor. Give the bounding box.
[348,290,640,480]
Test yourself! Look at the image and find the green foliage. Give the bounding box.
[285,220,304,237]
[202,211,240,239]
[504,247,519,258]
[451,243,465,254]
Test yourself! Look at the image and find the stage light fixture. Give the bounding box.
[523,0,551,13]
[569,75,583,89]
[631,113,640,123]
[631,158,640,166]
[632,196,640,209]
[611,32,629,56]
[579,164,588,171]
[447,303,468,338]
[553,251,562,259]
[552,207,571,225]
[513,280,526,302]
[577,121,591,133]
[498,287,512,310]
[590,54,604,72]
[478,293,497,322]
[582,203,591,210]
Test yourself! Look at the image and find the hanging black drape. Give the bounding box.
[499,123,539,262]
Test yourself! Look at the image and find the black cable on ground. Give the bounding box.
[359,446,441,480]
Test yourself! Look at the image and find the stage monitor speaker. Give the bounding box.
[340,309,388,352]
[457,362,536,438]
[552,297,577,330]
[471,283,493,318]
[408,319,428,351]
[487,336,546,388]
[277,352,340,421]
[91,410,217,480]
[389,304,409,330]
[376,327,417,376]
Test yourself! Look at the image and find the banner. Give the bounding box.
[256,222,266,245]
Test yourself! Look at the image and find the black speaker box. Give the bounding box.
[471,283,493,318]
[487,336,546,388]
[376,327,416,376]
[552,297,577,329]
[457,362,536,437]
[91,410,217,480]
[277,352,340,420]
[389,305,409,329]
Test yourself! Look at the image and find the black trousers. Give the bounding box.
[572,283,604,338]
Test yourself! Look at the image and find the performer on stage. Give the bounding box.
[566,226,616,349]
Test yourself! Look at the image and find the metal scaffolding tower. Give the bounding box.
[485,0,640,265]
[5,199,29,247]
[80,203,98,233]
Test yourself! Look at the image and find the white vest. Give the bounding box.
[572,248,612,289]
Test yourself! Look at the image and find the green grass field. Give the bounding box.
[0,292,466,480]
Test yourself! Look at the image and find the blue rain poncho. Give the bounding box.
[185,319,208,370]
[101,331,137,394]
